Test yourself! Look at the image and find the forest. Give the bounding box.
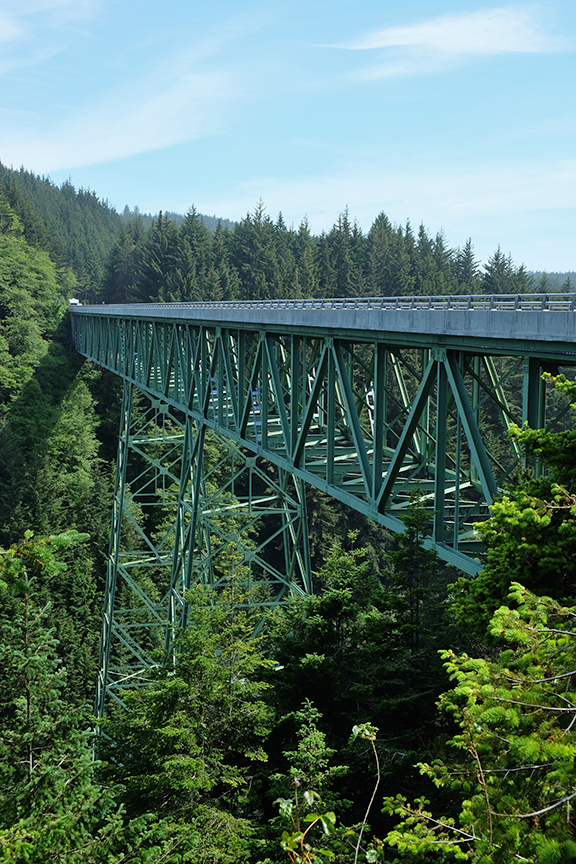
[2,160,576,863]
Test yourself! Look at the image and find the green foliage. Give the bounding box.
[102,217,147,303]
[0,358,111,701]
[0,223,67,408]
[0,530,231,862]
[386,489,449,654]
[383,584,576,862]
[271,720,382,864]
[105,196,531,306]
[99,581,275,861]
[452,478,576,635]
[274,786,338,864]
[267,536,390,740]
[266,528,452,844]
[271,701,349,805]
[452,374,576,635]
[510,373,576,491]
[0,163,122,298]
[0,531,120,862]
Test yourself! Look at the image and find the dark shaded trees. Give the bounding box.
[0,532,123,862]
[99,582,275,862]
[102,217,146,304]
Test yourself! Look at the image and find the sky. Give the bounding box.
[1,0,575,272]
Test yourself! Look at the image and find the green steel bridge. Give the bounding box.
[70,293,576,715]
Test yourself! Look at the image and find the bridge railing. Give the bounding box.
[72,293,576,313]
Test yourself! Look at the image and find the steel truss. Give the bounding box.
[70,301,576,714]
[95,383,310,715]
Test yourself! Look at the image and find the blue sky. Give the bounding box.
[1,1,575,271]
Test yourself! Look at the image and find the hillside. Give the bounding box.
[2,163,576,861]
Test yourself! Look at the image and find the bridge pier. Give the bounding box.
[95,381,311,717]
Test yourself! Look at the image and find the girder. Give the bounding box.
[71,294,576,715]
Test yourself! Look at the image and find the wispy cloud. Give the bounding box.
[0,6,261,171]
[333,6,566,79]
[346,7,557,54]
[1,63,238,171]
[0,0,100,73]
[0,0,98,31]
[0,12,21,43]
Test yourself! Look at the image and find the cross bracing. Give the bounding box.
[70,294,576,714]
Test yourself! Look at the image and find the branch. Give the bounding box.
[464,714,493,846]
[354,738,381,864]
[517,670,576,685]
[391,805,532,862]
[492,790,576,819]
[490,696,576,712]
[526,627,576,637]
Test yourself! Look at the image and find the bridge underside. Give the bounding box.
[70,306,575,714]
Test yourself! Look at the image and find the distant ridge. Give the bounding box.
[120,206,236,233]
[529,271,575,291]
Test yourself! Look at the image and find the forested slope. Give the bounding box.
[2,169,576,862]
[102,205,536,304]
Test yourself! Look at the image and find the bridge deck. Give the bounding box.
[71,293,576,359]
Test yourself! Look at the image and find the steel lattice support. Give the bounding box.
[95,380,310,716]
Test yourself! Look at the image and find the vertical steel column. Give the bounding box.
[523,357,546,477]
[261,335,269,450]
[95,380,133,718]
[434,355,448,544]
[470,355,481,485]
[166,417,206,648]
[419,348,431,457]
[372,342,386,502]
[326,341,336,486]
[291,335,301,458]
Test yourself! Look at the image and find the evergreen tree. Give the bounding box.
[325,209,366,298]
[366,212,410,297]
[176,205,213,301]
[386,490,448,654]
[0,202,69,411]
[454,237,481,293]
[0,531,122,862]
[452,374,576,636]
[99,581,275,862]
[230,201,280,300]
[481,246,531,295]
[292,218,320,298]
[211,221,240,300]
[102,217,146,303]
[266,532,452,835]
[135,212,180,302]
[384,584,576,863]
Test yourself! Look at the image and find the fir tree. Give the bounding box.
[0,531,122,862]
[384,584,576,863]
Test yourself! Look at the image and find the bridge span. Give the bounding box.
[70,293,576,713]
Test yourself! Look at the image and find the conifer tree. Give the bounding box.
[102,218,146,303]
[0,531,123,862]
[384,584,576,863]
[386,490,447,655]
[452,374,576,636]
[99,581,275,862]
[136,212,180,301]
[177,205,213,300]
[455,237,480,293]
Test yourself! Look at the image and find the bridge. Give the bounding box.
[70,293,576,714]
